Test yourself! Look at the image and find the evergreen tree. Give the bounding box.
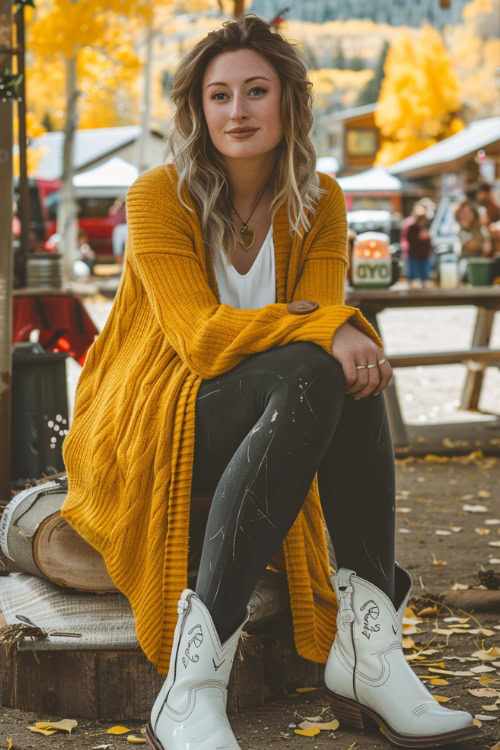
[355,39,389,106]
[332,41,345,69]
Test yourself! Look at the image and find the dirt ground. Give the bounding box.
[1,454,500,750]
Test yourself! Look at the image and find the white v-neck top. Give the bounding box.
[213,225,276,310]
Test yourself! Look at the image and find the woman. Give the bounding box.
[455,199,492,281]
[61,16,476,750]
[406,204,434,289]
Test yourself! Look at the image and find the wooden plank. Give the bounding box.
[363,310,409,446]
[227,635,264,714]
[461,308,496,410]
[12,650,98,717]
[347,287,500,311]
[387,347,500,368]
[265,629,325,698]
[96,651,163,720]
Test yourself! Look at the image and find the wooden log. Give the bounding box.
[0,479,213,592]
[442,588,500,613]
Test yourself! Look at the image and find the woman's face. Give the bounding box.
[457,204,475,227]
[202,48,283,164]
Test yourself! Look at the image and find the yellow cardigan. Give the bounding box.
[61,164,382,674]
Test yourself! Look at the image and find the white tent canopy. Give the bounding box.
[73,157,139,195]
[316,156,340,175]
[337,167,402,192]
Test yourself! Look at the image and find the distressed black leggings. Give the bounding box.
[191,341,396,644]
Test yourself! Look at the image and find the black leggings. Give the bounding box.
[191,342,396,644]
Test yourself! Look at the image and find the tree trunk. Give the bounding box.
[0,0,14,505]
[137,18,154,175]
[56,54,79,284]
[234,0,245,18]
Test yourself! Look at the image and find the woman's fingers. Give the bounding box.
[372,360,393,396]
[349,361,382,399]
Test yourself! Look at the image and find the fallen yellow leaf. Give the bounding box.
[431,628,454,635]
[28,727,58,736]
[35,719,78,734]
[430,678,448,686]
[418,606,438,617]
[472,646,500,661]
[106,726,132,735]
[295,687,317,693]
[472,719,482,727]
[402,637,416,649]
[481,704,499,711]
[434,695,453,702]
[429,668,455,676]
[294,728,320,736]
[298,719,340,731]
[127,736,146,744]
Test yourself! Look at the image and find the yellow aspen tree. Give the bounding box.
[375,25,464,166]
[26,0,142,281]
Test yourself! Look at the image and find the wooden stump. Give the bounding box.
[0,626,328,720]
[0,641,266,720]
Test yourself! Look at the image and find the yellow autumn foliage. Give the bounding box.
[374,25,464,166]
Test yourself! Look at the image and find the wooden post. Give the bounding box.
[15,1,30,285]
[0,0,14,507]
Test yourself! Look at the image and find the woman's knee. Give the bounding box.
[280,342,345,392]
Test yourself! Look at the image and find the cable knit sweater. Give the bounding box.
[61,163,382,674]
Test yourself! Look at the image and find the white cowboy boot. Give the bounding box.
[146,589,250,750]
[324,563,479,746]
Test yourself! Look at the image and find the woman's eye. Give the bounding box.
[249,87,266,96]
[211,92,228,101]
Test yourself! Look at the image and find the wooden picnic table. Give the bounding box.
[345,286,500,447]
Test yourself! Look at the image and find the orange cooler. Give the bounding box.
[352,232,392,289]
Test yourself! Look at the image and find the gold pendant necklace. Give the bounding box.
[232,176,272,253]
[237,225,256,251]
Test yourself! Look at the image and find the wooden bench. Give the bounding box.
[346,286,500,447]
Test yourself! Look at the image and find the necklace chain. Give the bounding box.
[231,176,272,251]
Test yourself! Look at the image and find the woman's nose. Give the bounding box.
[229,93,248,119]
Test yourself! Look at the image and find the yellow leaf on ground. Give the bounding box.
[430,678,448,686]
[298,719,340,731]
[418,606,438,617]
[472,719,482,727]
[106,726,132,735]
[479,675,500,685]
[28,727,58,736]
[432,628,454,635]
[429,668,455,675]
[481,704,499,711]
[294,728,320,736]
[127,736,146,744]
[405,653,427,662]
[434,695,453,702]
[472,647,500,661]
[402,637,416,649]
[35,720,78,734]
[295,687,317,693]
[468,688,499,698]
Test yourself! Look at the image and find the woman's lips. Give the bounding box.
[227,128,258,139]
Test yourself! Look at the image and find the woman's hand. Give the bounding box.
[330,321,393,399]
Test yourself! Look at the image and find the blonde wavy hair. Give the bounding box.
[163,14,325,263]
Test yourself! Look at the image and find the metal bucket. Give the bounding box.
[26,252,63,290]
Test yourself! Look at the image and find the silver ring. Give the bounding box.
[367,363,377,369]
[356,364,368,370]
[378,358,387,365]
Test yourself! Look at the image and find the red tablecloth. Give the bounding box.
[13,293,99,365]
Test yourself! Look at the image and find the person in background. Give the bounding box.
[109,195,128,262]
[455,199,493,282]
[406,203,434,288]
[476,182,500,257]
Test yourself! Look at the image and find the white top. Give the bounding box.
[213,225,276,309]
